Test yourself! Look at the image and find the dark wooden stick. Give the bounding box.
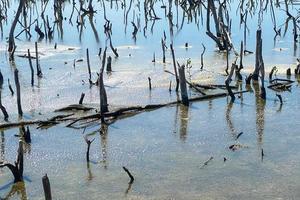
[27,49,34,86]
[225,64,236,102]
[122,166,134,184]
[14,69,23,116]
[170,44,179,91]
[42,174,52,200]
[35,42,42,77]
[106,56,112,72]
[201,43,206,70]
[8,79,14,95]
[84,135,95,162]
[86,48,92,83]
[148,77,152,90]
[24,127,31,143]
[0,70,3,88]
[99,47,109,121]
[0,90,9,120]
[178,64,189,106]
[79,93,85,104]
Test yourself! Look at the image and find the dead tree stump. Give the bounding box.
[178,65,189,106]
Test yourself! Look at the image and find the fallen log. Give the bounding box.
[1,91,249,129]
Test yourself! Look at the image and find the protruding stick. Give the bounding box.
[122,166,134,184]
[42,174,52,200]
[14,69,23,116]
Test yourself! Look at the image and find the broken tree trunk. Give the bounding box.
[14,69,23,116]
[178,65,189,106]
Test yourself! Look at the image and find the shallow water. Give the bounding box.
[0,0,300,199]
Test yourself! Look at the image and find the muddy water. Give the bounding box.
[0,0,300,199]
